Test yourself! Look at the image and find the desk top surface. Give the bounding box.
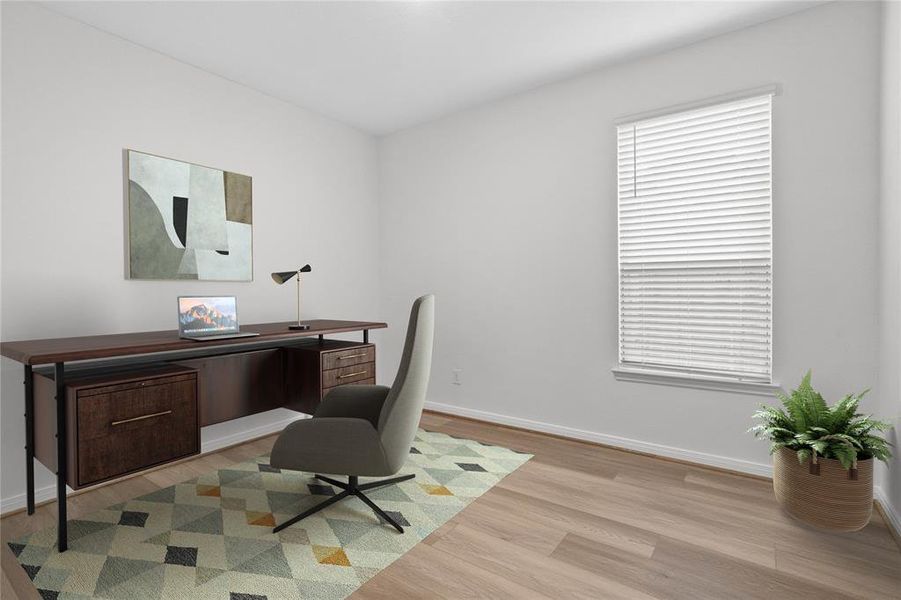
[0,319,387,365]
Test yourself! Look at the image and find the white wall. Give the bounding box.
[0,3,381,511]
[2,0,895,524]
[379,2,882,476]
[878,0,901,525]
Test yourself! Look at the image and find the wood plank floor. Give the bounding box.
[2,412,900,599]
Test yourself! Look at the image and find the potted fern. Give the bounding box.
[750,371,893,531]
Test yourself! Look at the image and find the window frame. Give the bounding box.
[612,87,781,395]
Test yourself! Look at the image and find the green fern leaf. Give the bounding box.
[750,371,893,470]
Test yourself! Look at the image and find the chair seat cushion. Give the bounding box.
[269,416,394,476]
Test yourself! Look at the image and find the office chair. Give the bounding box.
[269,294,435,533]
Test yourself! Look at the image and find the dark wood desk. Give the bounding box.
[0,319,386,552]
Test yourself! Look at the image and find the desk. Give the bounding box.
[0,319,386,552]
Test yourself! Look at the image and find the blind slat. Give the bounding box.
[635,96,771,131]
[619,183,771,206]
[617,141,770,171]
[630,111,770,144]
[620,207,771,227]
[621,119,770,155]
[621,224,770,241]
[622,334,770,348]
[619,165,770,194]
[620,132,770,165]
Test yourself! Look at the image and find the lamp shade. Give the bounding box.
[271,271,297,284]
[271,264,311,284]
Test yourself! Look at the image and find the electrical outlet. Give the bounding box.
[452,369,462,385]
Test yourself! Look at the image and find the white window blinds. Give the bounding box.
[617,94,773,382]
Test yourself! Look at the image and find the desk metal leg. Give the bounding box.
[54,362,68,552]
[363,329,369,344]
[24,365,35,515]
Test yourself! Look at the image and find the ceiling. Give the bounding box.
[43,1,821,135]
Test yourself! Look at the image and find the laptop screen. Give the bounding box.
[178,296,240,337]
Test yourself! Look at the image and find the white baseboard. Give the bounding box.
[200,413,306,454]
[1,484,58,515]
[875,486,901,541]
[0,414,306,515]
[425,401,774,478]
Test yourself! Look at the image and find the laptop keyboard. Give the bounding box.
[188,332,259,341]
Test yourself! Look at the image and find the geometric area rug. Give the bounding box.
[8,429,532,599]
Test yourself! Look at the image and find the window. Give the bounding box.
[616,93,773,384]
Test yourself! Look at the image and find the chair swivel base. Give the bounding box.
[273,473,416,534]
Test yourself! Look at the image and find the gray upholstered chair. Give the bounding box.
[269,294,435,533]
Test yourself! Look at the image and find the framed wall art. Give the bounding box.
[125,149,253,281]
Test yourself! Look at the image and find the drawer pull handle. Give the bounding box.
[111,410,172,427]
[338,371,367,379]
[337,353,367,360]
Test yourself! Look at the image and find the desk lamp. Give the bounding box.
[271,264,312,330]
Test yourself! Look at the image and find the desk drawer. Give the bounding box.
[284,342,377,415]
[76,374,198,487]
[322,377,376,400]
[322,345,375,371]
[322,362,375,388]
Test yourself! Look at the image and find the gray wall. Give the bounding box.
[2,0,896,522]
[878,0,901,523]
[378,2,883,480]
[0,3,381,510]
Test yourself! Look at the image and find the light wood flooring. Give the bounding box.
[3,411,900,599]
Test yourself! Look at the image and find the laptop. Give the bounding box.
[177,296,260,341]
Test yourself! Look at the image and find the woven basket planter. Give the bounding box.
[773,446,873,531]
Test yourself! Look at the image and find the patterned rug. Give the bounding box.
[8,429,531,599]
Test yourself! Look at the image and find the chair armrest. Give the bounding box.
[315,385,391,427]
[269,417,390,476]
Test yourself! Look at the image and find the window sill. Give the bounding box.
[611,366,783,397]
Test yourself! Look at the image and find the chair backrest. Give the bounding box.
[377,294,435,472]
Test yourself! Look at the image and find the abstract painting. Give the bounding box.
[126,150,252,280]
